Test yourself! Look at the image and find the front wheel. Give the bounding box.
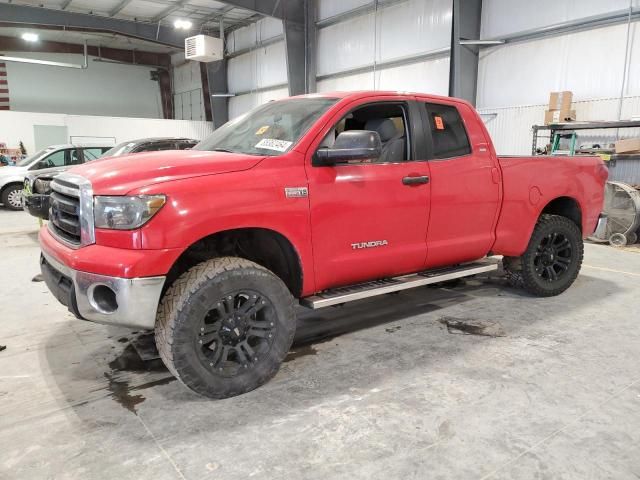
[503,214,583,297]
[155,257,296,398]
[2,184,23,210]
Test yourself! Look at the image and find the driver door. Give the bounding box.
[305,98,431,291]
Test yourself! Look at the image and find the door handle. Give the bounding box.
[402,175,430,185]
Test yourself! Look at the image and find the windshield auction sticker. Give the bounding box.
[255,138,293,152]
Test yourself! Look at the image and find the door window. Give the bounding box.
[82,148,107,161]
[319,103,410,164]
[34,149,69,169]
[424,103,471,159]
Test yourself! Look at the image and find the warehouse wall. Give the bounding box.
[0,110,213,155]
[3,52,164,118]
[224,0,453,118]
[226,17,289,118]
[477,0,640,154]
[316,0,451,94]
[172,53,206,122]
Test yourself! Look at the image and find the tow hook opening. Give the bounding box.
[89,284,118,314]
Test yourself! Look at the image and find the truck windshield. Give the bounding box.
[194,97,338,156]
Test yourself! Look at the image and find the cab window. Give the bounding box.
[423,103,471,159]
[319,103,410,164]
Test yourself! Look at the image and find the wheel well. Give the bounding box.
[541,197,582,231]
[1,182,23,197]
[164,228,303,297]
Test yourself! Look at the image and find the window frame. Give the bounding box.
[420,101,473,161]
[313,100,420,167]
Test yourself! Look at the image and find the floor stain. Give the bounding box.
[284,344,318,362]
[439,316,506,337]
[104,372,145,414]
[105,344,173,414]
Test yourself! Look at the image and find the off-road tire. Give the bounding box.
[155,256,296,398]
[503,214,583,297]
[2,184,23,210]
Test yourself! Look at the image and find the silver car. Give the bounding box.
[0,144,111,210]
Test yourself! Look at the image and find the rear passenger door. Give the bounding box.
[418,100,501,268]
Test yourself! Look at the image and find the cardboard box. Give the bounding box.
[548,91,573,111]
[615,138,640,154]
[544,109,576,125]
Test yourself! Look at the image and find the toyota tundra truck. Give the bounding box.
[39,91,608,398]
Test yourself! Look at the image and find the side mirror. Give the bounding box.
[315,130,382,166]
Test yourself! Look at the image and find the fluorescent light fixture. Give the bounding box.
[174,19,193,30]
[21,32,39,42]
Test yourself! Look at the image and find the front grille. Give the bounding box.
[50,183,81,245]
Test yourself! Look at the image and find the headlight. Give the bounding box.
[94,195,166,230]
[34,178,52,194]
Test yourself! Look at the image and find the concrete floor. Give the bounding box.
[1,209,640,480]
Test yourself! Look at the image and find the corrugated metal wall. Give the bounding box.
[477,0,640,164]
[226,17,289,118]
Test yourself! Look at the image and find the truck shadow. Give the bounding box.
[40,272,617,428]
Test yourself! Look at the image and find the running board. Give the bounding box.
[301,257,501,309]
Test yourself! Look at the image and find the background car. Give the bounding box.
[0,144,111,210]
[23,137,199,219]
[101,137,198,158]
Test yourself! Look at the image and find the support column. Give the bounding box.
[449,0,482,105]
[284,0,316,96]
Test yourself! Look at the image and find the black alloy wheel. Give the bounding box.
[503,214,583,297]
[196,290,277,377]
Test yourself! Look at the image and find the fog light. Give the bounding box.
[90,284,118,313]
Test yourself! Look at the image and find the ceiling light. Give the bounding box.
[21,32,39,42]
[173,19,192,30]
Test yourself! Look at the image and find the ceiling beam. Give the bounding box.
[0,35,172,68]
[0,3,188,48]
[109,0,134,17]
[215,1,304,23]
[151,0,190,23]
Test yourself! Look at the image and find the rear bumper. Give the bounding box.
[23,193,50,220]
[41,250,165,330]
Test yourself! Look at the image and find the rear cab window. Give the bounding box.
[423,102,471,159]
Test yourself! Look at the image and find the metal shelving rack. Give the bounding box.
[531,120,640,155]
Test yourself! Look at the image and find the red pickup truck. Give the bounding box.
[39,91,608,398]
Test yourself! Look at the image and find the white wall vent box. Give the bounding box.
[184,35,223,62]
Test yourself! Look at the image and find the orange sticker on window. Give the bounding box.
[434,115,445,130]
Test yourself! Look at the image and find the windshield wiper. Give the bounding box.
[209,148,235,153]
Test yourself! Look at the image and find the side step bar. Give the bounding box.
[300,257,501,309]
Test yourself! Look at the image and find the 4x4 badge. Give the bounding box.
[284,187,308,198]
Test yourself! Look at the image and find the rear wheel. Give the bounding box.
[503,214,583,297]
[155,257,296,398]
[2,184,23,210]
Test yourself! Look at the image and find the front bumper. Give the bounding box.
[40,250,165,330]
[23,193,50,220]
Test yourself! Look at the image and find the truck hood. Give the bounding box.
[65,150,265,195]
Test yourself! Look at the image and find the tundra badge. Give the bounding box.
[351,240,389,250]
[285,187,308,198]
